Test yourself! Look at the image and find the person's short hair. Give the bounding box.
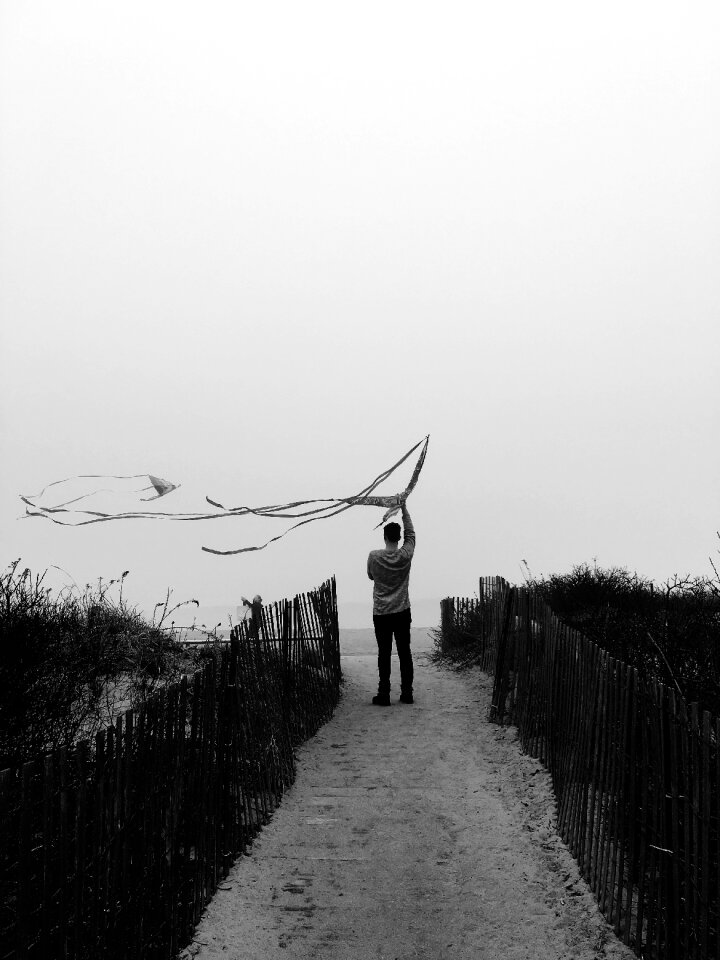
[384,521,401,543]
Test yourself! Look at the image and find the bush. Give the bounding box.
[527,562,720,715]
[0,561,198,770]
[430,601,490,668]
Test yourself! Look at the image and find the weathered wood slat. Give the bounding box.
[643,682,663,957]
[691,702,702,959]
[716,715,720,960]
[605,660,627,929]
[701,710,712,959]
[666,689,682,960]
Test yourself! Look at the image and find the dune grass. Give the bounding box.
[0,560,206,770]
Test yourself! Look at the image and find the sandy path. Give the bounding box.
[184,631,635,960]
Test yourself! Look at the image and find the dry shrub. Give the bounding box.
[0,560,198,770]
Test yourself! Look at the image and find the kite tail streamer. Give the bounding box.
[201,435,429,555]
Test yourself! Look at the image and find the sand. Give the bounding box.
[180,629,635,960]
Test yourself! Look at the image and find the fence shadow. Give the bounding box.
[0,577,341,960]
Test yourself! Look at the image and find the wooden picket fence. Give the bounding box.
[0,577,341,960]
[438,577,510,674]
[442,579,720,960]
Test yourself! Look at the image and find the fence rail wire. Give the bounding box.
[0,576,341,960]
[441,580,720,960]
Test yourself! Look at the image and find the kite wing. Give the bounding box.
[21,474,180,516]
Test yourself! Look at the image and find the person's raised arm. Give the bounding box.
[401,502,415,552]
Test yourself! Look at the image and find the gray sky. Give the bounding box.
[1,1,718,621]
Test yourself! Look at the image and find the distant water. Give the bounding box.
[173,624,437,655]
[340,626,436,656]
[337,598,442,629]
[170,598,443,633]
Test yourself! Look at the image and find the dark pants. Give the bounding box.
[373,608,413,697]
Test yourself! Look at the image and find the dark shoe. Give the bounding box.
[372,694,391,706]
[399,692,414,704]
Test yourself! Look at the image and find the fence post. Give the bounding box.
[490,586,517,724]
[440,598,453,655]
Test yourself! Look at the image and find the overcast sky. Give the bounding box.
[1,1,718,623]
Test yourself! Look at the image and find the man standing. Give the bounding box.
[367,501,416,706]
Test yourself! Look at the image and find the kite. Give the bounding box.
[22,474,179,510]
[21,436,429,555]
